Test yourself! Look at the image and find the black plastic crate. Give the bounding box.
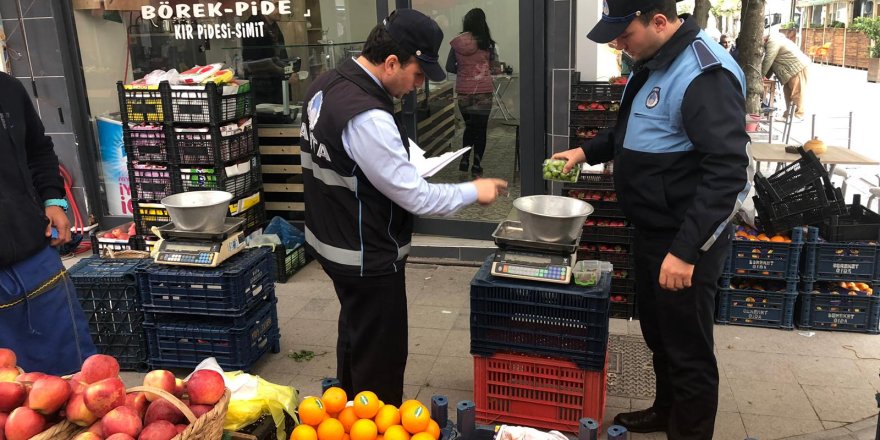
[581,221,634,244]
[130,235,159,254]
[144,298,280,371]
[716,277,798,329]
[231,197,267,234]
[118,82,164,124]
[802,236,880,283]
[577,246,633,270]
[91,234,133,256]
[138,247,275,316]
[570,112,617,128]
[797,282,880,333]
[179,156,262,200]
[123,125,171,163]
[68,257,151,371]
[819,195,880,241]
[570,82,625,102]
[234,411,296,440]
[610,301,637,319]
[129,163,177,202]
[470,257,611,371]
[754,179,843,218]
[133,202,171,236]
[171,124,258,165]
[570,172,615,189]
[724,227,805,280]
[162,81,253,124]
[755,148,829,202]
[274,243,308,283]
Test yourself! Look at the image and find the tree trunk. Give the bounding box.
[737,0,767,115]
[693,0,711,29]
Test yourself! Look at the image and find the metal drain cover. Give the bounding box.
[607,334,656,398]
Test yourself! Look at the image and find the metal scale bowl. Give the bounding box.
[490,196,593,284]
[153,191,246,267]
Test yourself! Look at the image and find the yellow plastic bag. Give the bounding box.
[223,371,300,440]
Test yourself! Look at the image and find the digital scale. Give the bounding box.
[153,218,245,268]
[490,220,579,284]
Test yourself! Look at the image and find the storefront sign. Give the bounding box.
[141,1,293,40]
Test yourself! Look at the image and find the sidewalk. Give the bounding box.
[104,259,879,440]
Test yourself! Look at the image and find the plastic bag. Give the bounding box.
[223,371,299,440]
[263,216,305,249]
[496,425,568,440]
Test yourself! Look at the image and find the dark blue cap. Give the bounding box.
[588,0,668,43]
[384,9,446,82]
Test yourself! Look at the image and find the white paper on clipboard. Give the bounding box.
[408,138,471,178]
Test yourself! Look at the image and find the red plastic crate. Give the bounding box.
[474,352,607,433]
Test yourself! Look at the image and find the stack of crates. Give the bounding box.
[715,227,806,329]
[798,216,880,333]
[117,79,265,244]
[564,172,636,319]
[469,257,611,432]
[568,77,624,150]
[67,257,152,371]
[137,248,280,371]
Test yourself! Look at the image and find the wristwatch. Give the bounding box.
[44,198,69,212]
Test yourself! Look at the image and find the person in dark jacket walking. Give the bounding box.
[552,1,753,438]
[445,8,499,175]
[0,72,96,375]
[300,9,506,405]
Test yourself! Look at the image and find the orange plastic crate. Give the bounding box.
[473,352,607,433]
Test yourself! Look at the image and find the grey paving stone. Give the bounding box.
[717,349,799,384]
[294,297,341,321]
[408,305,460,330]
[453,312,471,330]
[788,355,869,389]
[280,316,339,347]
[741,414,825,439]
[714,411,748,440]
[405,353,438,387]
[439,329,472,358]
[728,379,819,420]
[608,318,629,335]
[853,358,880,393]
[425,356,474,391]
[409,327,451,356]
[802,385,879,423]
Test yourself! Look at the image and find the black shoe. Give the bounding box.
[471,166,483,176]
[612,408,668,433]
[459,159,470,172]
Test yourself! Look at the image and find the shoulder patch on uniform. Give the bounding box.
[691,39,721,71]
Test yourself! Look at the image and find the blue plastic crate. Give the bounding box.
[469,257,611,371]
[716,277,798,329]
[137,247,274,316]
[724,227,805,280]
[68,257,152,371]
[797,281,880,333]
[144,298,280,371]
[802,227,880,283]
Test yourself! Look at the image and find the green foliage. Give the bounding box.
[829,20,846,28]
[852,16,880,58]
[781,21,798,29]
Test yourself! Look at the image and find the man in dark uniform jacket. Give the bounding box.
[553,0,753,438]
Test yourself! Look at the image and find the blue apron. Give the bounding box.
[0,246,96,375]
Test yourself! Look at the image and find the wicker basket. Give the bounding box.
[127,385,231,440]
[28,420,82,440]
[106,249,152,259]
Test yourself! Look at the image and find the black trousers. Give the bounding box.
[329,269,408,406]
[458,93,492,170]
[633,227,731,440]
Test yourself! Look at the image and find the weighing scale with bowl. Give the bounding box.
[490,220,580,284]
[153,217,245,267]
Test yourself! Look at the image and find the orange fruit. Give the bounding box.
[318,418,346,440]
[398,400,422,415]
[411,433,434,440]
[374,405,401,433]
[400,404,430,434]
[378,437,384,440]
[770,235,786,242]
[323,387,348,415]
[338,407,358,433]
[384,425,411,440]
[299,396,328,426]
[350,419,378,440]
[425,420,440,440]
[343,435,351,440]
[292,424,319,440]
[353,391,381,419]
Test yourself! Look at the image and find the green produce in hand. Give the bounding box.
[542,159,579,182]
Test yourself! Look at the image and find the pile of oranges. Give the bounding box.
[734,226,792,243]
[291,388,442,440]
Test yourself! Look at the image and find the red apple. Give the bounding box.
[14,372,45,385]
[137,420,178,440]
[80,354,120,384]
[84,377,126,417]
[172,378,184,398]
[106,434,136,440]
[0,382,25,412]
[72,433,103,440]
[175,424,187,433]
[88,419,104,437]
[0,412,8,440]
[4,407,45,440]
[124,392,148,419]
[188,404,212,418]
[0,368,19,383]
[102,406,142,438]
[143,398,185,425]
[65,393,98,427]
[142,370,175,401]
[27,375,71,414]
[0,350,15,369]
[185,370,224,405]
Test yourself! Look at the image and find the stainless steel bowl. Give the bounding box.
[513,195,594,244]
[161,191,233,232]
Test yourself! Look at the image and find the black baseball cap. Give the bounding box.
[384,9,446,82]
[587,0,669,43]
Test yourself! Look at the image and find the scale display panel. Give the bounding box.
[491,248,573,284]
[154,233,243,268]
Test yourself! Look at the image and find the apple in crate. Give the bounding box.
[28,375,71,414]
[84,377,126,417]
[144,398,186,425]
[102,406,143,438]
[185,370,225,405]
[0,381,26,412]
[4,407,45,440]
[66,393,98,426]
[142,370,176,401]
[139,420,179,440]
[0,348,15,368]
[81,354,120,384]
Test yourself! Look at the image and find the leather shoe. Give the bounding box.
[612,408,668,433]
